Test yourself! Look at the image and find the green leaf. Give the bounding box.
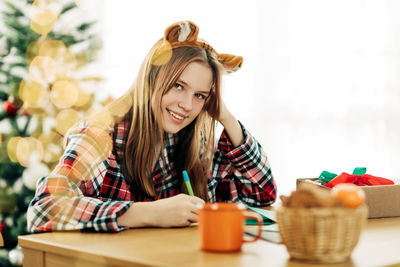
[77,22,95,32]
[4,19,30,37]
[0,91,8,101]
[9,62,28,69]
[0,162,24,183]
[60,2,77,15]
[4,1,21,14]
[47,33,78,46]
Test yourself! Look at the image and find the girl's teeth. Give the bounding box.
[169,110,184,120]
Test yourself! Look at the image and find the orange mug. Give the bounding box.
[198,202,263,252]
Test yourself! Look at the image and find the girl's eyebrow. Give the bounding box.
[177,79,211,95]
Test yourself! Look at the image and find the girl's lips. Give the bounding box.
[167,109,186,123]
[167,109,186,118]
[167,109,187,118]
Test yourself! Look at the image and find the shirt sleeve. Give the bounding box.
[27,122,133,233]
[208,122,276,206]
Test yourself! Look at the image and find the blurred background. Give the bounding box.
[1,0,400,265]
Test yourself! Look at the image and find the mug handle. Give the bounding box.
[242,211,263,243]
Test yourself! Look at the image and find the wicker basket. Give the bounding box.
[276,205,368,263]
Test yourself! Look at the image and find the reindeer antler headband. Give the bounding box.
[152,21,243,73]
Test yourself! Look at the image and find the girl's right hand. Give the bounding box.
[151,194,205,227]
[117,194,205,228]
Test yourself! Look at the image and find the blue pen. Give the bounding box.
[182,170,194,196]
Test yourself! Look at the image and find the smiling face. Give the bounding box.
[157,61,213,134]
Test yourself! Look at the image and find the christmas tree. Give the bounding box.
[0,0,101,265]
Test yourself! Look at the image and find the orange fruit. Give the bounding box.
[331,183,366,209]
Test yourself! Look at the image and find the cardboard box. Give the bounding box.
[296,178,400,219]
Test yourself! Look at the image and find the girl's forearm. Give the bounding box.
[219,112,244,147]
[117,202,155,228]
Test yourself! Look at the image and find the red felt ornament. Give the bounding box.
[4,100,19,117]
[325,172,394,188]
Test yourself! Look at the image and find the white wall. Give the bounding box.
[97,0,400,196]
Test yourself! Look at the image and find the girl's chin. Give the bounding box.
[164,129,179,134]
[163,114,190,133]
[162,124,184,134]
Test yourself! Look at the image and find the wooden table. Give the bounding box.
[19,217,400,267]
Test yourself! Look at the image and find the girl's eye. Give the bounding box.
[194,93,206,100]
[174,83,183,90]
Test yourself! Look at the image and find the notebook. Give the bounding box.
[245,207,282,243]
[245,206,276,225]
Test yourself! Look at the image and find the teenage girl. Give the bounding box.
[27,21,276,232]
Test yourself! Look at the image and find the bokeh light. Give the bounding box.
[29,56,57,85]
[26,41,41,63]
[74,125,113,168]
[38,131,60,144]
[51,80,79,108]
[55,109,81,135]
[74,88,92,108]
[151,41,172,66]
[42,143,62,163]
[38,39,66,59]
[39,40,76,66]
[30,0,61,35]
[57,164,84,183]
[30,10,57,35]
[86,108,114,129]
[19,80,50,108]
[46,177,69,196]
[38,132,63,163]
[7,137,23,162]
[37,39,77,78]
[107,93,132,119]
[69,158,91,181]
[16,137,44,167]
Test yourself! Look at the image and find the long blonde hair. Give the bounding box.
[120,40,222,201]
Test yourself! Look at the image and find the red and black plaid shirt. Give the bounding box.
[28,119,276,232]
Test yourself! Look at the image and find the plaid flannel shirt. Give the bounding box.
[27,119,276,232]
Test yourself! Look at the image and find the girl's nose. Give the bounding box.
[178,92,192,111]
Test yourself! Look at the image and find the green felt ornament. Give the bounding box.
[318,170,337,183]
[352,167,367,175]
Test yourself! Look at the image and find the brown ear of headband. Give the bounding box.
[163,21,243,73]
